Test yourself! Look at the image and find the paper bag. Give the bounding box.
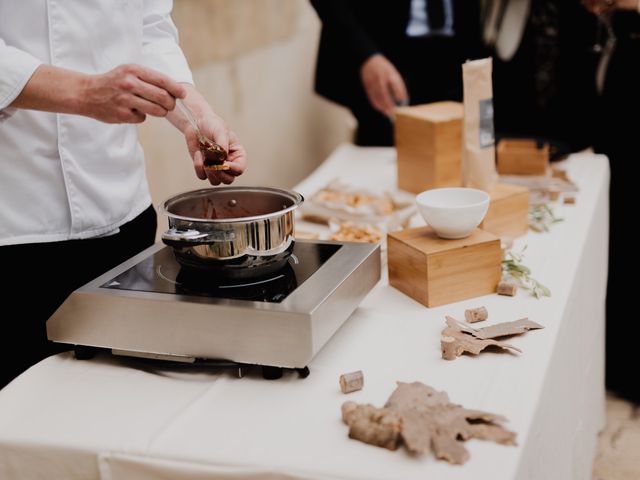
[461,58,498,191]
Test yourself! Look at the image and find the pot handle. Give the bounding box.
[161,228,210,248]
[161,228,235,247]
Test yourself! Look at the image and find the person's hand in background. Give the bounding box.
[582,0,639,14]
[360,54,409,117]
[168,84,247,185]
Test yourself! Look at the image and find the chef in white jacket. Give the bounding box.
[0,0,247,389]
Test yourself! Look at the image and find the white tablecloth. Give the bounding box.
[0,145,609,480]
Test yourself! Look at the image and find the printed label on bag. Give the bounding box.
[479,98,495,148]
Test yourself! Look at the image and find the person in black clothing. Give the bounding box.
[309,0,486,146]
[583,0,640,405]
[486,0,599,159]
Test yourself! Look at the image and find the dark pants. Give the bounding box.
[352,36,464,147]
[0,205,157,390]
[594,31,639,404]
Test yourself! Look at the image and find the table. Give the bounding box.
[0,144,609,480]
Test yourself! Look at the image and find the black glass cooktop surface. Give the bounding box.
[101,242,341,303]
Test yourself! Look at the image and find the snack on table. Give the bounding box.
[313,188,394,216]
[329,222,383,244]
[302,181,416,231]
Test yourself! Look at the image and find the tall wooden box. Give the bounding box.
[387,227,502,308]
[479,183,529,238]
[497,139,549,175]
[395,102,463,194]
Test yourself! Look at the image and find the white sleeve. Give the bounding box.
[0,38,42,110]
[141,0,194,85]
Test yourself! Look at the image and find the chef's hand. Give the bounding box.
[167,84,247,185]
[360,54,409,117]
[81,64,187,123]
[10,63,185,123]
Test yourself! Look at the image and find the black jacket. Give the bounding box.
[310,0,485,107]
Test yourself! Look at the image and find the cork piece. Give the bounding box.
[382,382,516,464]
[341,401,402,450]
[473,318,544,340]
[500,236,514,250]
[563,195,576,205]
[547,188,561,202]
[441,317,521,360]
[340,370,364,394]
[464,306,488,323]
[497,281,518,296]
[441,335,459,361]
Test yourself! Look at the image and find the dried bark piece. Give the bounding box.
[441,316,521,360]
[382,382,516,464]
[563,195,576,205]
[551,166,569,181]
[497,281,518,296]
[341,401,402,450]
[473,318,544,340]
[340,370,364,394]
[464,306,488,323]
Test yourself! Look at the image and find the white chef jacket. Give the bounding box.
[0,0,193,246]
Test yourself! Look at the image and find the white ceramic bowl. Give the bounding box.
[416,187,490,239]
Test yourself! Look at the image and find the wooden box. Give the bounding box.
[387,227,502,308]
[395,102,463,193]
[479,183,529,238]
[497,139,549,175]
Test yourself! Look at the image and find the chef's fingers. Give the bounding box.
[128,95,169,118]
[192,149,208,180]
[128,65,186,100]
[133,80,176,112]
[203,119,229,153]
[224,130,247,175]
[212,171,237,185]
[206,170,222,186]
[121,108,146,124]
[184,125,200,154]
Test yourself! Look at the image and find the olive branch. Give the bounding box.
[502,246,551,299]
[528,203,563,233]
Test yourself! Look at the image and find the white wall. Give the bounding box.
[139,1,353,235]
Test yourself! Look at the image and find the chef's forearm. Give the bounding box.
[9,64,87,115]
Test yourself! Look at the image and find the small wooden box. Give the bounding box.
[479,183,529,238]
[395,102,463,193]
[387,227,502,308]
[497,139,549,175]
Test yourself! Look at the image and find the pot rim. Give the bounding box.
[158,186,304,224]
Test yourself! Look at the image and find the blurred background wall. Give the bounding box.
[139,0,354,235]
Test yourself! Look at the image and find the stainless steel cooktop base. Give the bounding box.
[47,240,381,369]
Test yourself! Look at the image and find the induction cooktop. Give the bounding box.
[47,239,381,377]
[102,241,340,303]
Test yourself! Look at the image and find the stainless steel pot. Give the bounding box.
[159,186,304,278]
